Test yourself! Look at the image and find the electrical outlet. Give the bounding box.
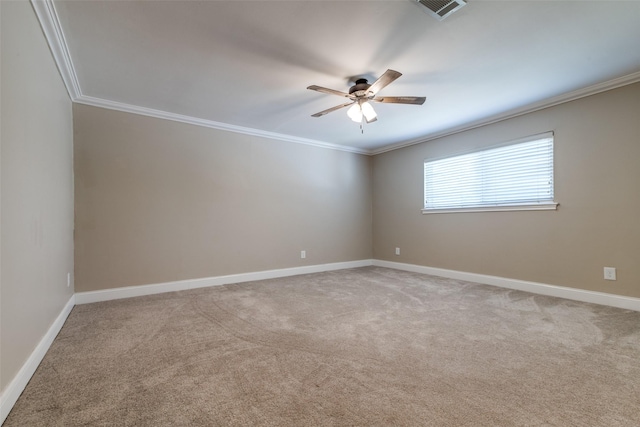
[67,272,72,287]
[301,250,306,259]
[604,267,616,281]
[395,247,400,256]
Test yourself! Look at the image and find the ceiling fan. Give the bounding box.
[307,69,425,124]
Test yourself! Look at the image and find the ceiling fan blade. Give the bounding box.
[311,101,354,117]
[307,85,353,98]
[367,69,402,95]
[373,96,426,105]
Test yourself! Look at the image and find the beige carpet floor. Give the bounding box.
[5,267,640,426]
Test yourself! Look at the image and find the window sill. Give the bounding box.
[422,202,559,214]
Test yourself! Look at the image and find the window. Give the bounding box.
[423,132,557,213]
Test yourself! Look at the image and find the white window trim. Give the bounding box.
[422,202,558,215]
[422,132,557,214]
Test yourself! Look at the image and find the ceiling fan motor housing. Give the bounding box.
[349,79,372,97]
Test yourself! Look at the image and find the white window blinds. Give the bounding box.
[423,133,556,213]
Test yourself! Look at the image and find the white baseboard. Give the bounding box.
[1,260,374,422]
[75,259,374,304]
[3,259,635,424]
[373,260,640,312]
[72,258,640,311]
[0,294,76,425]
[2,260,638,426]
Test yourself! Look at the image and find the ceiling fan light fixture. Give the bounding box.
[307,69,424,124]
[361,101,377,122]
[347,103,363,122]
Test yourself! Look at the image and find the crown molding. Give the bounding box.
[371,70,640,155]
[31,0,639,157]
[76,69,640,157]
[30,0,367,155]
[74,95,369,155]
[30,0,81,100]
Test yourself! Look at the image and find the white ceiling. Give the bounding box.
[43,0,640,154]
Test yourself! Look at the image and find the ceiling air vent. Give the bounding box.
[416,0,467,21]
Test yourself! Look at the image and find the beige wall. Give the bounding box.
[1,0,75,391]
[1,2,636,398]
[73,104,372,292]
[0,0,636,415]
[373,82,640,298]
